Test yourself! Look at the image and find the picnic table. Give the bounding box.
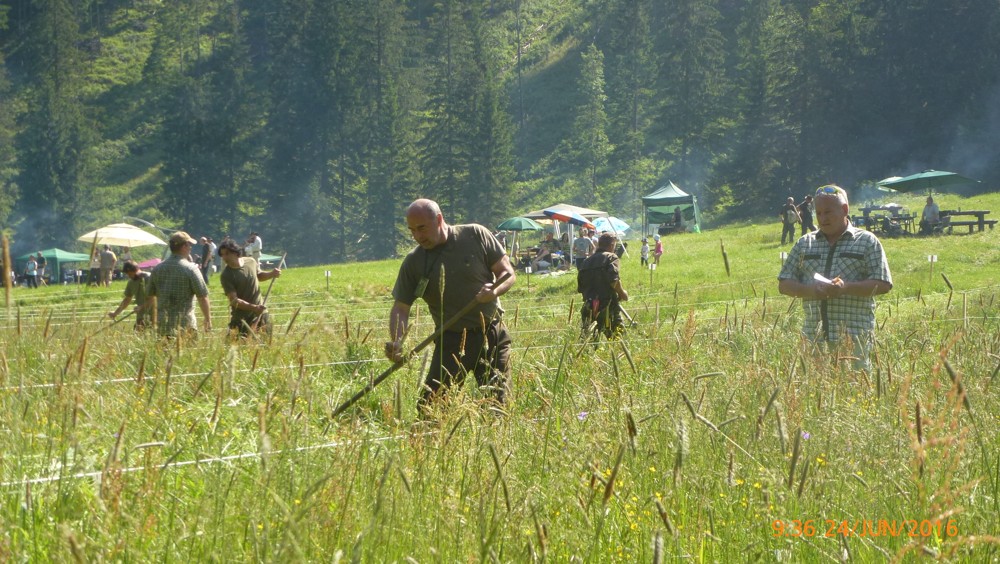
[857,206,913,235]
[940,210,995,233]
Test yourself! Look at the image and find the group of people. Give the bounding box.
[528,227,631,273]
[21,252,47,288]
[17,189,889,419]
[779,195,816,244]
[386,187,892,417]
[107,230,280,338]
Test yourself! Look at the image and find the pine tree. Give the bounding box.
[14,0,96,247]
[568,44,611,203]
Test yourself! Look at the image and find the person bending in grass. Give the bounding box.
[218,239,281,336]
[108,260,151,330]
[386,198,517,414]
[778,184,892,372]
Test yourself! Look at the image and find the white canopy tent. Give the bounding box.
[77,223,168,248]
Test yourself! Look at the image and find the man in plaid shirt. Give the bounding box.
[778,184,892,370]
[147,231,213,337]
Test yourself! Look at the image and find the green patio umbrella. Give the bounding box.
[497,217,545,231]
[877,170,980,193]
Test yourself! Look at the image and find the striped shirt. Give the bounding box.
[778,224,892,341]
[147,254,209,336]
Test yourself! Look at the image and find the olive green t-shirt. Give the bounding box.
[392,224,506,331]
[123,272,151,324]
[220,257,261,324]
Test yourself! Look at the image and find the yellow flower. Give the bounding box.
[753,482,762,489]
[649,466,657,472]
[735,479,745,485]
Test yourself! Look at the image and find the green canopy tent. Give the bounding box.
[258,253,286,268]
[16,248,92,283]
[641,181,702,233]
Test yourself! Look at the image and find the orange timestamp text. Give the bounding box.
[772,519,958,538]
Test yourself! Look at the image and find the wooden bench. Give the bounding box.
[948,219,998,234]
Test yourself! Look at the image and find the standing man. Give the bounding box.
[146,231,212,337]
[218,239,281,335]
[673,206,683,231]
[779,197,800,245]
[35,252,48,286]
[798,195,815,234]
[24,254,38,288]
[572,228,596,269]
[244,231,262,261]
[99,245,118,286]
[778,185,892,371]
[577,233,629,339]
[108,260,151,330]
[198,236,214,284]
[385,199,516,412]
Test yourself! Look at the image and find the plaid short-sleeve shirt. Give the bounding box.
[778,224,892,342]
[147,254,209,336]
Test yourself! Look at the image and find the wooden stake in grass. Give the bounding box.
[720,240,731,277]
[1,235,11,311]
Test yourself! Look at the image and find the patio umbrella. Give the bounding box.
[497,217,545,231]
[877,170,980,193]
[592,216,630,233]
[542,208,596,230]
[137,258,162,269]
[77,223,167,247]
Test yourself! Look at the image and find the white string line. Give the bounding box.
[11,286,997,333]
[4,307,992,394]
[0,429,424,488]
[0,275,785,320]
[0,385,801,491]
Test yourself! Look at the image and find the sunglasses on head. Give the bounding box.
[816,185,841,195]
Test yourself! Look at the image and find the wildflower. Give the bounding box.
[577,412,588,421]
[801,431,811,440]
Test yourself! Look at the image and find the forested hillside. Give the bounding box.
[1,0,998,264]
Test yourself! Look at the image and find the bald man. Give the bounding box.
[386,199,517,413]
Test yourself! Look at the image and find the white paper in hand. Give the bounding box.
[813,272,834,284]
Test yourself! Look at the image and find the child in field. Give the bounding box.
[640,238,649,267]
[653,235,663,266]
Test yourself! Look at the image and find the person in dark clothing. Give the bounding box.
[386,199,517,413]
[798,195,815,234]
[779,197,800,245]
[577,233,629,339]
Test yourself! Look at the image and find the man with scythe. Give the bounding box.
[218,239,281,336]
[385,199,516,413]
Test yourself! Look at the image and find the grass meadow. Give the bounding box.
[2,191,999,561]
